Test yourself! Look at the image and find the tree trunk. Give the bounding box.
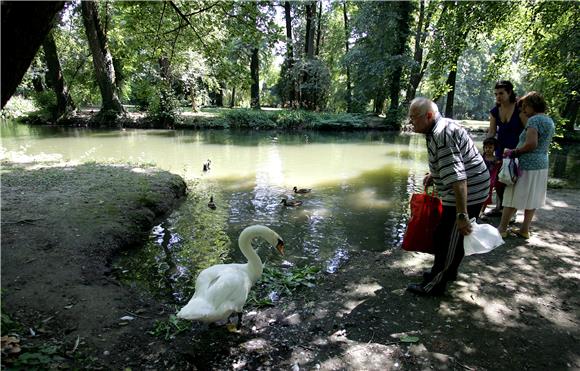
[444,68,457,118]
[284,1,295,107]
[81,0,124,115]
[315,1,322,57]
[406,0,425,103]
[374,93,385,115]
[43,29,75,119]
[562,92,579,134]
[190,83,197,112]
[215,85,224,107]
[250,47,260,109]
[406,1,442,103]
[1,1,65,108]
[343,2,352,113]
[388,1,412,111]
[284,1,293,61]
[230,86,236,108]
[32,76,45,93]
[305,1,316,59]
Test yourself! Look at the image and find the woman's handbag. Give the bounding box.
[402,187,443,254]
[498,158,519,185]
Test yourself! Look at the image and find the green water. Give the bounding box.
[2,121,578,301]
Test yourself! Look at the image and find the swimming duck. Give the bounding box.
[176,225,285,328]
[293,186,312,194]
[281,198,303,207]
[208,196,216,210]
[203,159,212,172]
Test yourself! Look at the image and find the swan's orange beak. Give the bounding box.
[276,238,285,255]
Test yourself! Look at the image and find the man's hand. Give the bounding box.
[423,173,433,187]
[456,218,472,236]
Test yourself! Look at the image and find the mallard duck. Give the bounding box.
[281,198,303,207]
[208,196,216,210]
[176,225,285,328]
[293,186,312,194]
[203,159,212,172]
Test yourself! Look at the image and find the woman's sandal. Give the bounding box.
[499,230,508,239]
[510,229,530,239]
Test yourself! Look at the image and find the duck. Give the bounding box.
[203,159,212,172]
[208,196,216,210]
[293,186,312,194]
[176,225,285,328]
[281,198,303,207]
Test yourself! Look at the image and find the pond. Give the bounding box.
[2,122,578,301]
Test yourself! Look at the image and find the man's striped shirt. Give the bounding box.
[426,115,490,207]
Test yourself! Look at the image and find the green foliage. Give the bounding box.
[276,109,317,129]
[294,58,331,111]
[249,265,321,307]
[149,314,190,340]
[1,96,38,120]
[222,109,277,129]
[147,79,183,128]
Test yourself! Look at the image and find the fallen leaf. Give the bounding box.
[400,335,420,343]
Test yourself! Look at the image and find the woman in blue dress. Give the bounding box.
[486,80,526,215]
[497,92,555,239]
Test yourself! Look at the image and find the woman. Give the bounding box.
[497,91,555,239]
[486,80,525,215]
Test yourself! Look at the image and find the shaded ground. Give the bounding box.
[1,161,579,370]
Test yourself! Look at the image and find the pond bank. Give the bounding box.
[21,107,400,132]
[1,162,187,368]
[1,161,578,369]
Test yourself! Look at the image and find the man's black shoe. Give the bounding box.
[406,283,445,296]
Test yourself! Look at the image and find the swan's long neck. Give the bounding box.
[239,225,271,283]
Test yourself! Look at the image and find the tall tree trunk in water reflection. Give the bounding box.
[43,29,75,120]
[81,0,124,118]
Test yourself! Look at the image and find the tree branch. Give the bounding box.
[168,1,208,49]
[184,1,220,17]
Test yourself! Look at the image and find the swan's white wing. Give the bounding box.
[202,268,253,312]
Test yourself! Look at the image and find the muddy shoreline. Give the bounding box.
[1,161,579,369]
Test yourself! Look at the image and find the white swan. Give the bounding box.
[176,225,285,327]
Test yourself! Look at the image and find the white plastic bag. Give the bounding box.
[498,158,519,185]
[464,218,504,256]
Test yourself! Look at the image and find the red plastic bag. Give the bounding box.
[402,188,443,254]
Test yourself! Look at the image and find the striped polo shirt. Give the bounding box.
[426,115,490,206]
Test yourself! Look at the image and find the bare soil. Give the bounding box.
[1,161,579,370]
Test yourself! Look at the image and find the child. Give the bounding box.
[480,137,502,217]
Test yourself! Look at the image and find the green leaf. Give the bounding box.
[399,335,420,343]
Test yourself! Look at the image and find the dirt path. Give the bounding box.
[1,162,579,370]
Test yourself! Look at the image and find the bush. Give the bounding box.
[222,109,277,129]
[1,96,38,119]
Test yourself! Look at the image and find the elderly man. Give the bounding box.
[407,97,490,296]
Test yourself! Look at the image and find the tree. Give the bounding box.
[304,1,316,60]
[1,1,65,108]
[343,1,352,113]
[387,1,413,113]
[427,1,509,117]
[81,0,125,118]
[43,29,75,119]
